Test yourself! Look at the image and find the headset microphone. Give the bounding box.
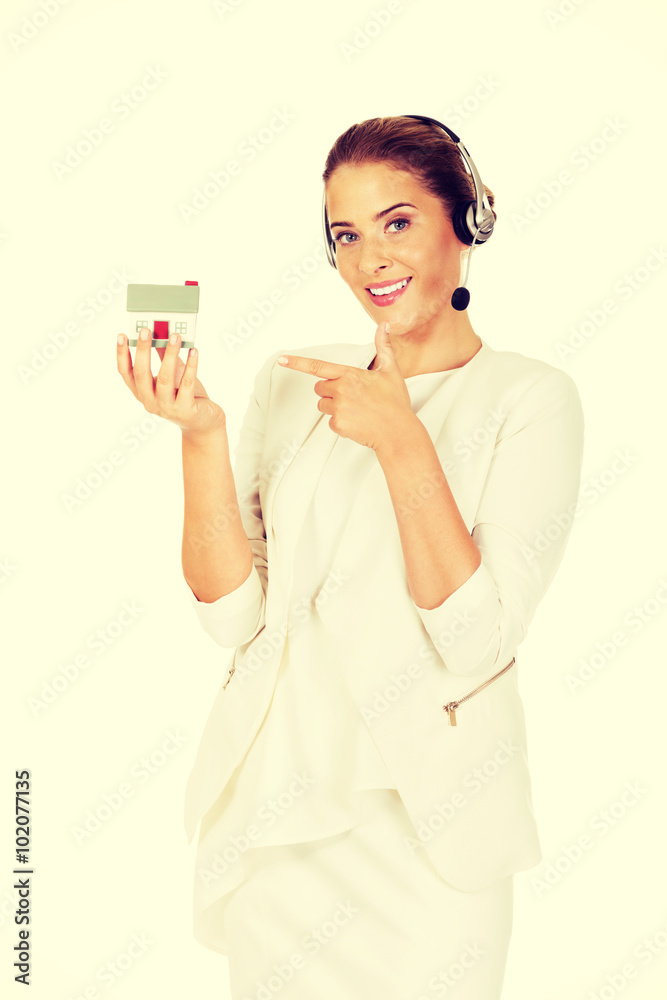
[322,114,495,311]
[451,286,470,311]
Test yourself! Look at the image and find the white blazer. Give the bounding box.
[183,336,585,891]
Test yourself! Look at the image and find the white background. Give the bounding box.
[2,0,666,997]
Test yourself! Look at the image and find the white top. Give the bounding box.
[192,368,458,855]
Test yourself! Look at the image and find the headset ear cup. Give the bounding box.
[451,201,475,245]
[326,235,337,269]
[322,200,338,269]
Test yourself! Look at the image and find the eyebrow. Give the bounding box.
[329,202,418,230]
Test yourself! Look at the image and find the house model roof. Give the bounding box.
[127,282,200,313]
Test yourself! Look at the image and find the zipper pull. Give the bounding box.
[223,665,236,690]
[444,702,458,726]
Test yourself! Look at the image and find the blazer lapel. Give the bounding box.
[262,338,486,560]
[316,348,487,591]
[264,339,491,623]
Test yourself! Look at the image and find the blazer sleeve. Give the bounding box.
[413,368,585,677]
[185,348,284,648]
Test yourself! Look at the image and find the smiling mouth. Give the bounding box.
[367,277,411,296]
[365,277,412,307]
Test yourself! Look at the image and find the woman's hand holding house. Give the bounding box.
[116,330,226,439]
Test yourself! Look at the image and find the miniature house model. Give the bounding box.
[126,281,200,347]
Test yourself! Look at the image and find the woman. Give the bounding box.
[117,115,584,999]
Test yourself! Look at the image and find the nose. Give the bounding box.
[357,234,392,276]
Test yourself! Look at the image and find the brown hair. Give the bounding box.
[322,115,496,227]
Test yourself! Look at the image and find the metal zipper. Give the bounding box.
[442,657,516,726]
[224,655,516,707]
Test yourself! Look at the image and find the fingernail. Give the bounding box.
[139,327,149,341]
[117,334,125,345]
[169,333,177,345]
[277,356,289,365]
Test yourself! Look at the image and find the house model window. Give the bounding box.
[126,281,200,348]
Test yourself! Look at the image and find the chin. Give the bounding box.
[361,301,408,328]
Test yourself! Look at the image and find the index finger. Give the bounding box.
[117,333,140,400]
[277,355,359,380]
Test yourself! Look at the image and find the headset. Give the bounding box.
[321,114,495,311]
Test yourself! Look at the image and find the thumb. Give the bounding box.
[374,321,401,374]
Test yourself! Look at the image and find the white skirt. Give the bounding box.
[216,787,513,1000]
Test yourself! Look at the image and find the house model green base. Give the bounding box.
[126,281,199,347]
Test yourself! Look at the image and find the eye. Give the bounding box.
[332,231,357,245]
[331,217,411,246]
[387,217,410,233]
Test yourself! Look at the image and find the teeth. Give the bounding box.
[369,278,409,296]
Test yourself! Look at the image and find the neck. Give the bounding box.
[369,314,482,377]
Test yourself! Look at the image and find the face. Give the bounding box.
[325,161,466,338]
